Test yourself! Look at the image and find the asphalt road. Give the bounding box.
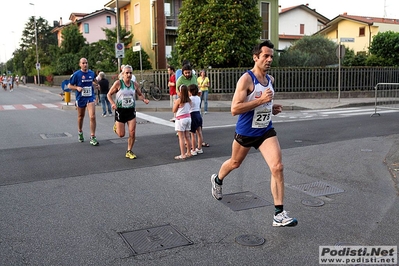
[1,87,398,265]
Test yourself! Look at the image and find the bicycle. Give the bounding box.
[139,80,162,101]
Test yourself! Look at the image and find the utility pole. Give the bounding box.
[30,3,40,85]
[116,0,121,72]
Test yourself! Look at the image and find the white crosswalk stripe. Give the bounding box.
[0,103,62,111]
[23,104,37,109]
[275,107,399,122]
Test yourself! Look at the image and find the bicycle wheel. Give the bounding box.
[140,86,148,100]
[151,86,162,101]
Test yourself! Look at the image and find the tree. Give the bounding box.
[12,48,29,75]
[88,27,134,72]
[342,49,367,66]
[60,24,87,55]
[19,16,57,76]
[123,48,152,71]
[279,35,338,67]
[176,0,262,68]
[369,31,399,66]
[53,24,88,74]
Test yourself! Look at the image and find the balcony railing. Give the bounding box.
[166,14,178,28]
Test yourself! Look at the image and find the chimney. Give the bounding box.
[59,17,63,26]
[343,12,347,15]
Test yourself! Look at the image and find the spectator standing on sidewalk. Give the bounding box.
[172,84,192,160]
[68,58,99,146]
[98,72,113,117]
[107,65,149,159]
[210,40,298,227]
[93,70,101,106]
[168,66,177,122]
[188,84,204,156]
[176,64,197,93]
[197,69,210,114]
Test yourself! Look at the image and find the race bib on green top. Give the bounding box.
[122,95,134,108]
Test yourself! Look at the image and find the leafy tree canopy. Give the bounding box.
[89,27,136,73]
[369,31,399,66]
[176,0,262,68]
[19,16,57,75]
[279,35,338,67]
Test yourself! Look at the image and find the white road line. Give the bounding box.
[23,104,37,109]
[341,109,399,116]
[319,108,375,115]
[136,112,236,129]
[302,107,362,113]
[3,105,15,110]
[136,112,175,128]
[42,103,58,108]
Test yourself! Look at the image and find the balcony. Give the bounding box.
[166,14,178,29]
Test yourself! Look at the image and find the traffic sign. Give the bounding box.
[340,37,355,43]
[336,45,346,59]
[36,63,40,70]
[115,43,125,58]
[133,45,141,52]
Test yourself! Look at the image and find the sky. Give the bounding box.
[0,0,105,63]
[1,0,399,64]
[279,0,399,19]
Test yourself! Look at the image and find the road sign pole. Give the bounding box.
[338,42,341,102]
[139,49,143,81]
[337,37,354,102]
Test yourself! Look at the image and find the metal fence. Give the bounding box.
[53,67,399,95]
[371,83,399,116]
[149,67,399,94]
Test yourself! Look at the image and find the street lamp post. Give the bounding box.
[30,3,40,85]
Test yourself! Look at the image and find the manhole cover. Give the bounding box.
[119,224,193,255]
[235,234,265,246]
[220,191,272,211]
[40,132,72,139]
[291,181,344,197]
[301,198,325,207]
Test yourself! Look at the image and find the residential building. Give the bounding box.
[278,4,329,50]
[52,8,116,46]
[105,0,279,70]
[317,13,399,53]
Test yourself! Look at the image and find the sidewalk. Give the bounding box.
[23,83,377,112]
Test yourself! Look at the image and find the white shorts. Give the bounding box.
[175,117,191,132]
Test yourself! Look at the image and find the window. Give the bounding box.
[300,24,305,34]
[106,16,111,25]
[124,10,130,31]
[84,23,89,34]
[165,0,177,27]
[134,3,140,24]
[260,2,269,39]
[359,27,365,37]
